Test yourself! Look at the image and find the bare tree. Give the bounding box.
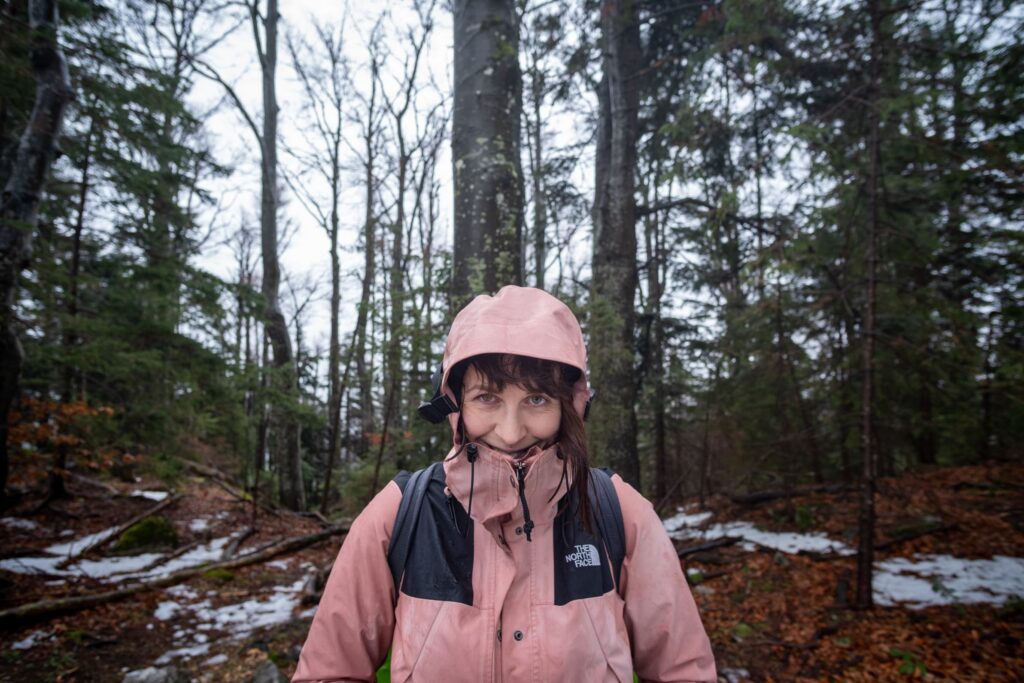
[451,0,524,305]
[369,3,437,495]
[192,0,304,509]
[285,18,352,513]
[0,0,72,502]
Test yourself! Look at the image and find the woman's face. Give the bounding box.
[460,365,562,458]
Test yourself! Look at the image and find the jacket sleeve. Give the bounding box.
[612,476,717,683]
[292,481,403,683]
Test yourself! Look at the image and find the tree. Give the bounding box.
[588,0,641,486]
[193,0,304,510]
[451,0,524,305]
[0,0,72,502]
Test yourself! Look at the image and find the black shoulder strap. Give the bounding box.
[387,462,440,598]
[590,467,626,592]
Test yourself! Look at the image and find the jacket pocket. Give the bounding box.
[583,594,633,683]
[390,596,443,683]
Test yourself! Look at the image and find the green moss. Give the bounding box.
[202,567,235,583]
[114,515,178,552]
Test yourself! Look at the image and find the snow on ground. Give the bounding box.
[189,518,210,533]
[664,507,1024,608]
[0,517,40,531]
[12,630,50,650]
[132,490,170,501]
[662,509,713,532]
[665,506,852,555]
[874,554,1024,608]
[152,569,312,664]
[0,528,232,582]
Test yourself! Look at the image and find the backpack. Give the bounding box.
[387,463,625,598]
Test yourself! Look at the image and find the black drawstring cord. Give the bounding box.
[515,462,535,542]
[448,441,477,538]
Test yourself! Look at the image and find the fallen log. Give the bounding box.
[222,526,257,560]
[677,537,741,558]
[730,483,851,507]
[875,522,958,551]
[56,493,182,569]
[0,524,350,626]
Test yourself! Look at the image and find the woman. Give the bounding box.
[293,286,716,682]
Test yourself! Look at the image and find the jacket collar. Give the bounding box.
[443,441,569,529]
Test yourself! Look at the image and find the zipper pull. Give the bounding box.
[515,462,534,542]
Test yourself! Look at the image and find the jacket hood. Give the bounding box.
[440,286,589,433]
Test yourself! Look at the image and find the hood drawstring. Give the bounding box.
[448,442,477,538]
[515,462,535,542]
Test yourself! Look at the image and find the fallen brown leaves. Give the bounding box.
[685,461,1024,681]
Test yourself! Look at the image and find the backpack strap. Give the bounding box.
[589,467,626,592]
[387,462,441,598]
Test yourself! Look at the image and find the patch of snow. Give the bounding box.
[155,642,210,664]
[668,517,853,556]
[150,574,310,665]
[12,630,49,650]
[206,575,307,636]
[133,490,170,501]
[662,508,713,532]
[0,531,233,583]
[204,653,228,666]
[154,601,183,621]
[167,584,199,599]
[265,559,290,570]
[188,518,210,533]
[0,517,40,531]
[875,554,1024,608]
[299,606,317,619]
[720,667,751,683]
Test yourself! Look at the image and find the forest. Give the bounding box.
[0,0,1022,680]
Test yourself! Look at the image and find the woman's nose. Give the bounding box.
[493,408,526,445]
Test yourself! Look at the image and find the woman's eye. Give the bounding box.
[475,393,497,404]
[527,395,549,407]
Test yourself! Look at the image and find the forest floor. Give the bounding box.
[0,460,1022,682]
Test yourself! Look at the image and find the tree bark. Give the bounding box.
[855,0,884,611]
[0,0,72,501]
[452,0,524,306]
[249,0,303,510]
[589,0,641,487]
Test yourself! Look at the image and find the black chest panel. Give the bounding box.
[552,495,615,606]
[394,465,474,605]
[392,465,617,608]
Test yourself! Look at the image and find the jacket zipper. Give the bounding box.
[515,462,535,542]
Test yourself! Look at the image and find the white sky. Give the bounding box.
[190,1,457,354]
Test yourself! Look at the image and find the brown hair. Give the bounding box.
[448,353,592,530]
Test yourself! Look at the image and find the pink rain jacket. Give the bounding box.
[293,287,716,682]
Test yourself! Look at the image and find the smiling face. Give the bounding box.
[460,365,562,458]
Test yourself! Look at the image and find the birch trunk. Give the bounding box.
[0,0,72,501]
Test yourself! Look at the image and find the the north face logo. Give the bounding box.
[565,543,600,568]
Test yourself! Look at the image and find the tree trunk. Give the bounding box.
[589,0,641,487]
[0,0,72,501]
[252,0,303,510]
[855,0,884,611]
[452,0,524,306]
